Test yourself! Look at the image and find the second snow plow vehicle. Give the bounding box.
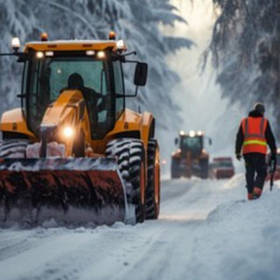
[0,33,160,225]
[171,130,211,179]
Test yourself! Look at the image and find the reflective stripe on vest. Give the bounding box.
[243,140,267,146]
[242,117,267,154]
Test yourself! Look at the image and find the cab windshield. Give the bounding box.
[24,53,111,137]
[180,136,202,154]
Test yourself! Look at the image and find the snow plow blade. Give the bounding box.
[0,158,126,226]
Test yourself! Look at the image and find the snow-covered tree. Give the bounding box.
[0,0,192,132]
[0,0,38,109]
[207,0,280,133]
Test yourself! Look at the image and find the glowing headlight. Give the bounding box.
[116,40,125,50]
[63,127,74,138]
[97,51,106,59]
[45,51,54,57]
[11,37,20,50]
[86,50,95,56]
[189,130,196,137]
[36,51,44,59]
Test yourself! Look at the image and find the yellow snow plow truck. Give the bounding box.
[0,33,160,225]
[171,130,211,179]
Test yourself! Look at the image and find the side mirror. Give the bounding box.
[175,138,179,145]
[209,138,212,146]
[134,62,148,86]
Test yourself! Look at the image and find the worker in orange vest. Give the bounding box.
[235,103,277,200]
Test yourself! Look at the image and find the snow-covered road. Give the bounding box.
[1,176,280,280]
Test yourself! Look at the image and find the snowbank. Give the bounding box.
[191,178,280,280]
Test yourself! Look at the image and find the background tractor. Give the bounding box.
[0,33,160,225]
[171,130,211,179]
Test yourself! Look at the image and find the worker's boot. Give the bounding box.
[253,187,262,199]
[247,193,254,200]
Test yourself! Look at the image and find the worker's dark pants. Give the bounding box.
[244,153,267,194]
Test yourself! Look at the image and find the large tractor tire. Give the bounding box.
[171,157,180,179]
[0,139,29,158]
[145,139,160,219]
[106,138,146,223]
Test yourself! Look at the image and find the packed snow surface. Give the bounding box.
[1,175,280,280]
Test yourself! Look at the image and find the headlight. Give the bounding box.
[116,40,125,50]
[11,37,20,50]
[97,51,106,59]
[86,50,95,56]
[63,126,75,138]
[45,51,54,57]
[36,51,44,59]
[189,130,196,137]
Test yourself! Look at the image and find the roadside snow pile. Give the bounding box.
[191,180,280,280]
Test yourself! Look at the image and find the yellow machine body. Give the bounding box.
[0,37,160,225]
[0,91,154,156]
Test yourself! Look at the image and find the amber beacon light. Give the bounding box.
[40,32,48,41]
[108,31,116,40]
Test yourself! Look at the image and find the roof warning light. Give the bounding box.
[40,32,48,41]
[109,31,116,40]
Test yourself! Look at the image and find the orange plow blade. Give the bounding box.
[0,158,127,226]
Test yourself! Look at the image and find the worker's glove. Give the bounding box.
[236,154,241,161]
